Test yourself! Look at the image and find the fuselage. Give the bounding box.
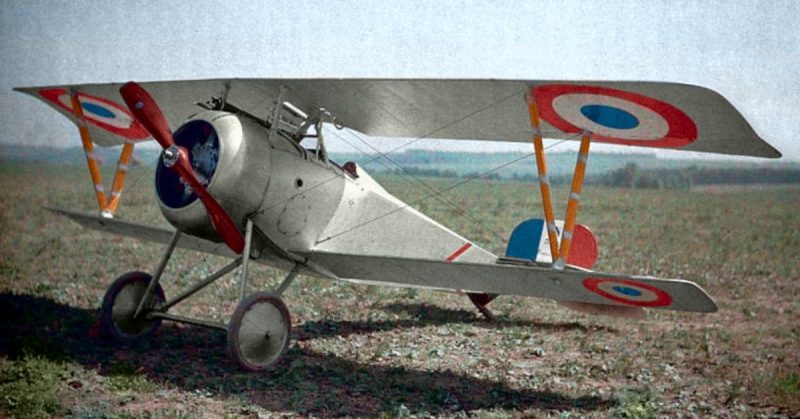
[155,111,496,268]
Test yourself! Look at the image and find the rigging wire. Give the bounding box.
[122,149,159,203]
[369,88,527,159]
[316,134,579,244]
[258,87,529,213]
[124,150,213,288]
[324,126,508,241]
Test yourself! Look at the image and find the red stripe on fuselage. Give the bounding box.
[446,243,472,262]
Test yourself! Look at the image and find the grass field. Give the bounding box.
[1,163,798,417]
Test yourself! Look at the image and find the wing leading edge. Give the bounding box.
[17,78,780,158]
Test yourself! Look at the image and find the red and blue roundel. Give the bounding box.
[583,277,673,307]
[39,88,148,140]
[533,84,698,148]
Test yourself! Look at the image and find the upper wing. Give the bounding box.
[302,251,718,313]
[17,78,779,158]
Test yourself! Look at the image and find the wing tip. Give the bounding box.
[701,299,719,313]
[683,281,719,313]
[765,145,783,159]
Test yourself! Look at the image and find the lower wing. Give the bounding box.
[46,207,236,258]
[50,207,717,313]
[302,251,717,313]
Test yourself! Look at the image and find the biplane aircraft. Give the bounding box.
[15,79,780,371]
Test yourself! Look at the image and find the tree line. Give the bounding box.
[391,163,800,189]
[596,164,800,189]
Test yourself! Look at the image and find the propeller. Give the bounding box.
[120,82,245,254]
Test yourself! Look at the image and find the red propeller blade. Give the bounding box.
[119,82,174,150]
[120,82,245,254]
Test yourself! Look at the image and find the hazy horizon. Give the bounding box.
[2,1,797,162]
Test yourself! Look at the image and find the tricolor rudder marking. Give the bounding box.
[583,278,673,307]
[39,88,148,140]
[533,84,698,148]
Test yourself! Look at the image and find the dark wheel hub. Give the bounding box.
[100,271,165,342]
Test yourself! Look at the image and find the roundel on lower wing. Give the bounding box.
[533,84,698,148]
[583,277,673,307]
[39,88,149,140]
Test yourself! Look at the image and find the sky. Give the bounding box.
[1,0,798,161]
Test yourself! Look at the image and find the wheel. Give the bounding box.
[227,291,291,371]
[99,271,165,343]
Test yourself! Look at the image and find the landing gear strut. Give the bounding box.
[98,219,299,371]
[100,271,165,343]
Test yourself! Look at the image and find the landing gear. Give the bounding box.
[99,221,301,371]
[99,271,165,343]
[227,292,291,371]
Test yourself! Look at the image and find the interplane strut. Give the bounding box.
[525,90,592,268]
[69,90,137,218]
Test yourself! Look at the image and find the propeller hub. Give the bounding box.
[162,145,180,168]
[155,120,219,209]
[121,81,245,254]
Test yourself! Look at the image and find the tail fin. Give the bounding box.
[505,218,598,268]
[466,218,600,317]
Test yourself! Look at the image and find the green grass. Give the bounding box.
[0,355,68,418]
[0,163,798,417]
[613,388,659,419]
[772,371,800,405]
[106,360,158,393]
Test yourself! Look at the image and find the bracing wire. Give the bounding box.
[362,88,528,159]
[257,87,531,214]
[316,134,579,244]
[119,148,161,213]
[145,85,574,250]
[324,127,508,241]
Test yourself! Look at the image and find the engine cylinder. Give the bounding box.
[155,111,272,242]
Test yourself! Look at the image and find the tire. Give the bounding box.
[99,271,165,343]
[227,291,291,371]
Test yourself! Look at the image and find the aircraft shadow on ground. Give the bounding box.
[0,293,616,416]
[298,301,616,341]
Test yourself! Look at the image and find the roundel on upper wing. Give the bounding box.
[532,84,698,148]
[583,277,673,307]
[39,88,149,140]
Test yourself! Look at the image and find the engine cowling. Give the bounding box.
[155,111,271,242]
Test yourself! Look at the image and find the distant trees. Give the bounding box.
[597,164,800,190]
[382,162,800,189]
[597,163,692,190]
[399,166,460,178]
